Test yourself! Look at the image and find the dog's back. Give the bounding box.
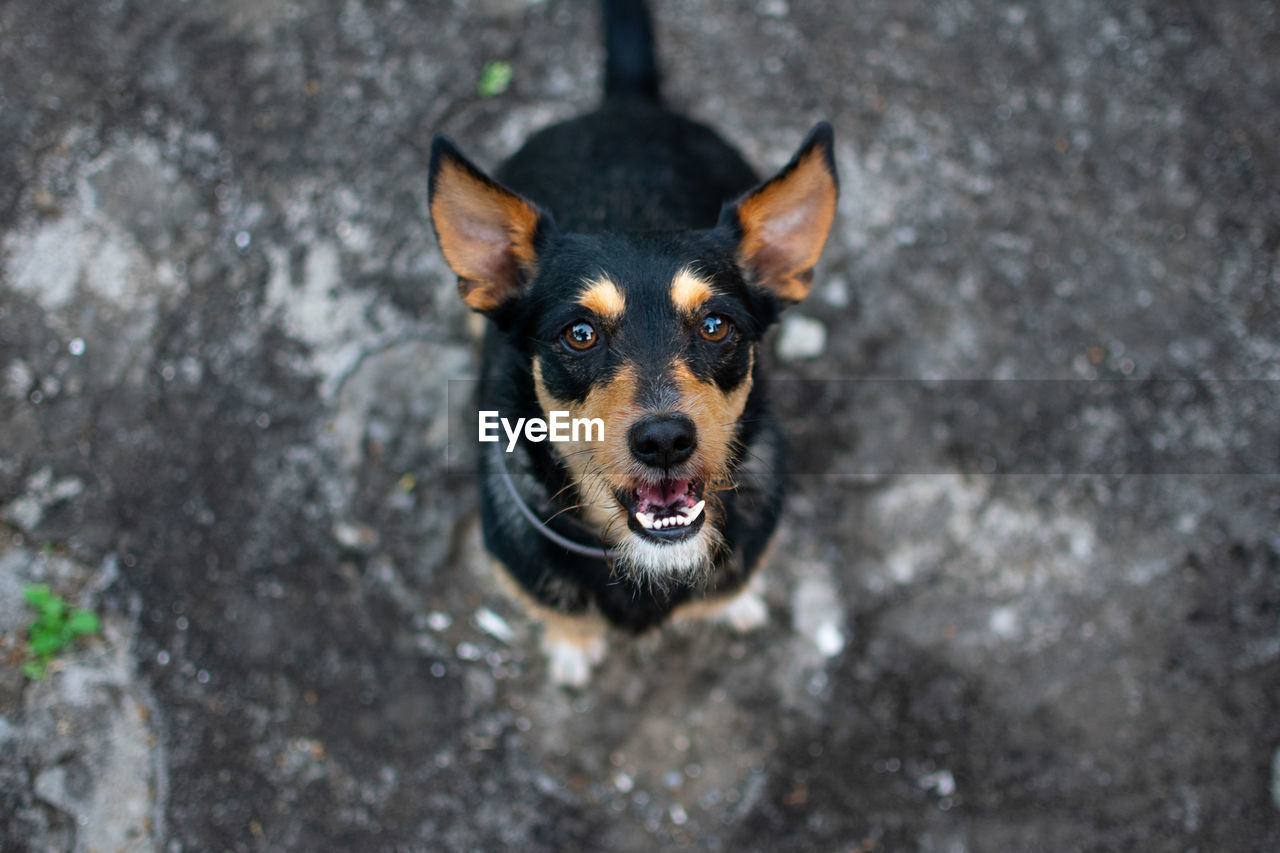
[497,0,760,232]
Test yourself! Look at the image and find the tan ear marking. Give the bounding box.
[428,140,543,313]
[731,123,838,304]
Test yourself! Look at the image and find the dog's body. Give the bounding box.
[429,0,837,684]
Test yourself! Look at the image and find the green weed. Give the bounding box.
[21,584,100,679]
[477,60,513,97]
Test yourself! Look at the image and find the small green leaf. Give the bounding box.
[477,60,513,98]
[30,633,63,656]
[23,584,53,608]
[21,583,101,677]
[68,610,100,636]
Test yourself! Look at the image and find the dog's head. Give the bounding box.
[429,124,838,582]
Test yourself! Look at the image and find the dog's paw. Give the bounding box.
[720,589,769,633]
[541,632,606,688]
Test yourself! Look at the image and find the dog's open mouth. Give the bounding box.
[623,478,706,542]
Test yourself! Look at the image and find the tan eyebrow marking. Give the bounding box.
[576,276,626,320]
[670,268,714,314]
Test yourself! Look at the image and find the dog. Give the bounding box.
[428,0,837,685]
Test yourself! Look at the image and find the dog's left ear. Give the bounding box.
[720,122,839,304]
[428,135,553,314]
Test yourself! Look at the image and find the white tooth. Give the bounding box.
[636,511,655,529]
[687,500,706,521]
[657,517,668,528]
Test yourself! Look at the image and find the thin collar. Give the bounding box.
[491,443,619,561]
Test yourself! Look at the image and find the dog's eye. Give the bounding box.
[562,321,599,351]
[698,313,732,343]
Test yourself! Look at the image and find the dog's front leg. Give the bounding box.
[539,613,608,688]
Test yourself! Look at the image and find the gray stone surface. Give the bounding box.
[0,546,162,853]
[1,0,1278,850]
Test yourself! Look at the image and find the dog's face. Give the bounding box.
[429,125,838,582]
[526,235,765,579]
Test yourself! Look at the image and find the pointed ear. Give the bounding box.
[720,122,839,304]
[428,135,552,313]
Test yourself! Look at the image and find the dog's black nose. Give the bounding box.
[628,414,697,470]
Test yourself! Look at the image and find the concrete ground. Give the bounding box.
[2,0,1278,850]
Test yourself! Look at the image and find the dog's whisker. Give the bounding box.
[542,502,589,524]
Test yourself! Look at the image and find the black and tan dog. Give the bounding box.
[429,0,837,684]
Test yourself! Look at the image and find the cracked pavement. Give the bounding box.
[2,1,1278,850]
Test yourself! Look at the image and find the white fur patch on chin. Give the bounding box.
[614,526,721,591]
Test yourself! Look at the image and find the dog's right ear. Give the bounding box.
[719,122,838,306]
[428,136,553,314]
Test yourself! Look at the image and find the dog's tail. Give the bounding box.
[602,0,660,103]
